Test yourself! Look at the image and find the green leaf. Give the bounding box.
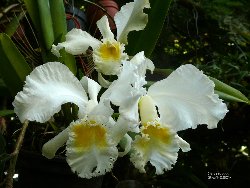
[210,77,249,104]
[126,0,172,57]
[37,0,54,50]
[4,11,26,37]
[0,110,14,117]
[49,0,67,43]
[24,0,77,73]
[50,0,77,74]
[0,33,32,96]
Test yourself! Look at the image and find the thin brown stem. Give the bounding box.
[5,120,29,188]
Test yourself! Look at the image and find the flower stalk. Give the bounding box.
[5,120,29,188]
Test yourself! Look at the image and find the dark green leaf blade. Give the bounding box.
[0,33,32,96]
[210,77,249,104]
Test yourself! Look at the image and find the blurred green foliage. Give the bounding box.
[153,0,250,98]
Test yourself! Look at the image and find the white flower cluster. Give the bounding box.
[13,0,228,179]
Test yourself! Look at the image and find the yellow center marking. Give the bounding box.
[72,121,107,150]
[99,41,121,61]
[143,124,171,144]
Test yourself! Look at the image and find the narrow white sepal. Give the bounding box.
[42,128,69,159]
[97,15,114,40]
[119,134,132,157]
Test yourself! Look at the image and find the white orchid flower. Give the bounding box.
[12,62,130,179]
[131,95,191,174]
[103,58,228,173]
[51,0,150,77]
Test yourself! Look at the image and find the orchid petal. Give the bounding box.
[66,119,118,179]
[42,128,69,159]
[130,51,155,74]
[97,15,114,40]
[13,62,88,123]
[130,124,181,174]
[148,64,228,131]
[80,76,101,102]
[51,28,101,57]
[115,0,150,44]
[119,134,132,157]
[101,62,146,123]
[98,73,111,88]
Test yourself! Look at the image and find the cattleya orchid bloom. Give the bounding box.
[51,0,150,79]
[103,57,228,173]
[12,62,131,178]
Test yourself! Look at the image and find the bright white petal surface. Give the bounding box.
[130,123,188,174]
[97,16,114,40]
[130,51,155,74]
[80,76,101,102]
[66,118,118,179]
[101,61,146,123]
[115,0,150,44]
[51,28,101,57]
[148,64,228,131]
[13,62,88,123]
[42,128,69,159]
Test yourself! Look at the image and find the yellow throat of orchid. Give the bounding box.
[98,40,121,62]
[71,120,108,151]
[138,95,172,144]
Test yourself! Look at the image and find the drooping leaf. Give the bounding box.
[0,33,32,96]
[0,110,15,117]
[210,77,249,104]
[126,0,172,57]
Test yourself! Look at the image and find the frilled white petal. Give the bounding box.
[115,0,150,44]
[130,51,155,74]
[42,128,69,159]
[101,61,146,123]
[66,119,118,179]
[51,28,101,57]
[130,123,187,174]
[13,62,88,123]
[148,64,228,131]
[97,15,114,40]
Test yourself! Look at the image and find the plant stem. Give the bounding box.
[5,120,29,188]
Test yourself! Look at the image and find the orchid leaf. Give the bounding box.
[24,0,76,73]
[0,33,31,96]
[4,11,25,37]
[49,0,77,75]
[210,77,249,104]
[0,110,15,117]
[126,0,172,57]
